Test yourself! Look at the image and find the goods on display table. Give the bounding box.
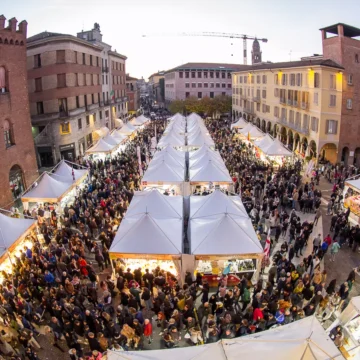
[344,195,360,217]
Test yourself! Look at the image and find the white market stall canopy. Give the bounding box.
[114,118,124,128]
[189,159,232,183]
[85,138,115,154]
[189,150,224,170]
[107,317,342,360]
[168,113,186,122]
[189,145,218,159]
[253,133,274,149]
[345,178,360,192]
[94,126,110,137]
[102,134,122,146]
[117,123,137,135]
[130,116,148,126]
[111,131,128,143]
[152,150,185,169]
[231,117,248,129]
[155,145,186,162]
[53,160,88,184]
[142,160,185,184]
[240,124,265,139]
[261,138,293,157]
[0,213,36,260]
[157,132,185,148]
[187,131,215,147]
[21,172,74,203]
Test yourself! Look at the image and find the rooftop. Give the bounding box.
[165,62,249,73]
[320,23,360,38]
[27,31,66,43]
[108,50,127,60]
[149,71,165,78]
[126,75,138,81]
[233,58,344,72]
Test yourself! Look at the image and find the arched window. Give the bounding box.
[4,120,15,148]
[0,66,6,92]
[9,165,25,200]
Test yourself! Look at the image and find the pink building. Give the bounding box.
[164,62,248,105]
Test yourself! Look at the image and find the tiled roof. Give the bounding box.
[165,62,249,73]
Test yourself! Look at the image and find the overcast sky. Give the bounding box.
[3,0,360,80]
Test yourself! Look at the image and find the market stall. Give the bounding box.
[94,126,110,139]
[85,138,115,160]
[188,190,263,286]
[326,296,360,359]
[52,160,88,185]
[239,123,265,140]
[109,190,183,278]
[157,132,185,149]
[117,123,137,136]
[231,117,248,130]
[187,130,215,150]
[0,213,37,282]
[344,177,360,225]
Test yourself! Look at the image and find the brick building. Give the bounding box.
[321,23,360,165]
[126,74,139,112]
[0,15,38,207]
[27,24,127,167]
[164,63,248,106]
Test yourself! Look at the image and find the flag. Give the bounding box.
[110,90,115,101]
[264,229,271,258]
[247,132,250,141]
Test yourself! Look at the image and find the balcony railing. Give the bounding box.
[280,98,286,105]
[69,106,86,117]
[253,96,260,102]
[87,103,99,111]
[278,117,310,135]
[102,66,109,73]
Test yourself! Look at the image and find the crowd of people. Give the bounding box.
[0,115,358,360]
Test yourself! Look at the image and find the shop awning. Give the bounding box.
[85,138,114,154]
[231,117,248,129]
[21,172,73,203]
[109,213,183,256]
[0,213,36,260]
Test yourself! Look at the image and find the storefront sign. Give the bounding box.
[59,143,75,151]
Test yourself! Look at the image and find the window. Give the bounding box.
[105,110,109,118]
[326,120,338,134]
[348,74,353,85]
[56,50,65,64]
[59,98,68,115]
[296,73,302,86]
[347,99,353,109]
[221,72,225,79]
[281,73,287,85]
[191,72,196,78]
[36,101,44,115]
[274,88,279,97]
[210,83,214,88]
[185,72,189,78]
[98,110,102,120]
[356,54,359,63]
[310,117,319,132]
[239,76,243,83]
[262,89,266,99]
[198,92,202,99]
[216,72,220,78]
[221,92,226,96]
[91,93,95,104]
[227,83,231,88]
[274,106,279,118]
[281,108,287,120]
[227,72,231,79]
[244,76,247,84]
[251,76,254,84]
[295,112,301,128]
[204,83,208,88]
[314,73,320,88]
[76,96,80,108]
[198,72,202,78]
[34,54,41,68]
[4,120,14,148]
[330,74,336,90]
[96,57,99,67]
[274,74,279,85]
[313,92,318,105]
[78,118,82,130]
[86,115,90,126]
[210,92,214,98]
[290,74,295,86]
[204,71,208,78]
[60,122,70,134]
[185,92,190,98]
[221,83,226,88]
[256,75,261,84]
[93,113,96,122]
[289,110,294,123]
[210,71,214,78]
[89,55,92,66]
[329,94,336,107]
[191,83,196,88]
[179,72,183,78]
[185,83,190,88]
[303,114,309,129]
[82,53,86,65]
[57,73,66,88]
[262,75,267,84]
[35,78,42,92]
[106,75,108,85]
[198,83,202,88]
[216,83,220,88]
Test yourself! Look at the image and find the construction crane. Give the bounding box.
[142,32,268,65]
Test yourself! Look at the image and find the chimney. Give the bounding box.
[18,20,28,36]
[0,15,6,30]
[8,17,17,32]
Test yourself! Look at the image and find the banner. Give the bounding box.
[145,148,150,165]
[136,146,143,176]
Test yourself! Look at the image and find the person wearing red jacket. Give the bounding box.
[143,318,153,344]
[324,234,332,247]
[253,307,264,322]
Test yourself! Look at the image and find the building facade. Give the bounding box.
[148,71,165,105]
[164,63,247,105]
[321,23,360,166]
[0,15,38,207]
[232,59,344,163]
[126,74,139,113]
[27,24,127,167]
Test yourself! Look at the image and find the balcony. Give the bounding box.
[278,117,310,135]
[87,103,99,112]
[99,100,104,107]
[253,96,260,103]
[34,123,53,146]
[280,97,286,105]
[69,106,86,117]
[102,66,109,73]
[31,112,60,124]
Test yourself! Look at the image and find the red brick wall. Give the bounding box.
[323,30,360,163]
[0,19,38,207]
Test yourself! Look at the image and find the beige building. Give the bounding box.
[27,24,127,166]
[232,59,344,163]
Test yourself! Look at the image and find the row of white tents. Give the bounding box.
[107,316,344,360]
[231,117,293,157]
[86,115,150,156]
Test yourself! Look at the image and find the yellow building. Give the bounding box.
[232,59,344,163]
